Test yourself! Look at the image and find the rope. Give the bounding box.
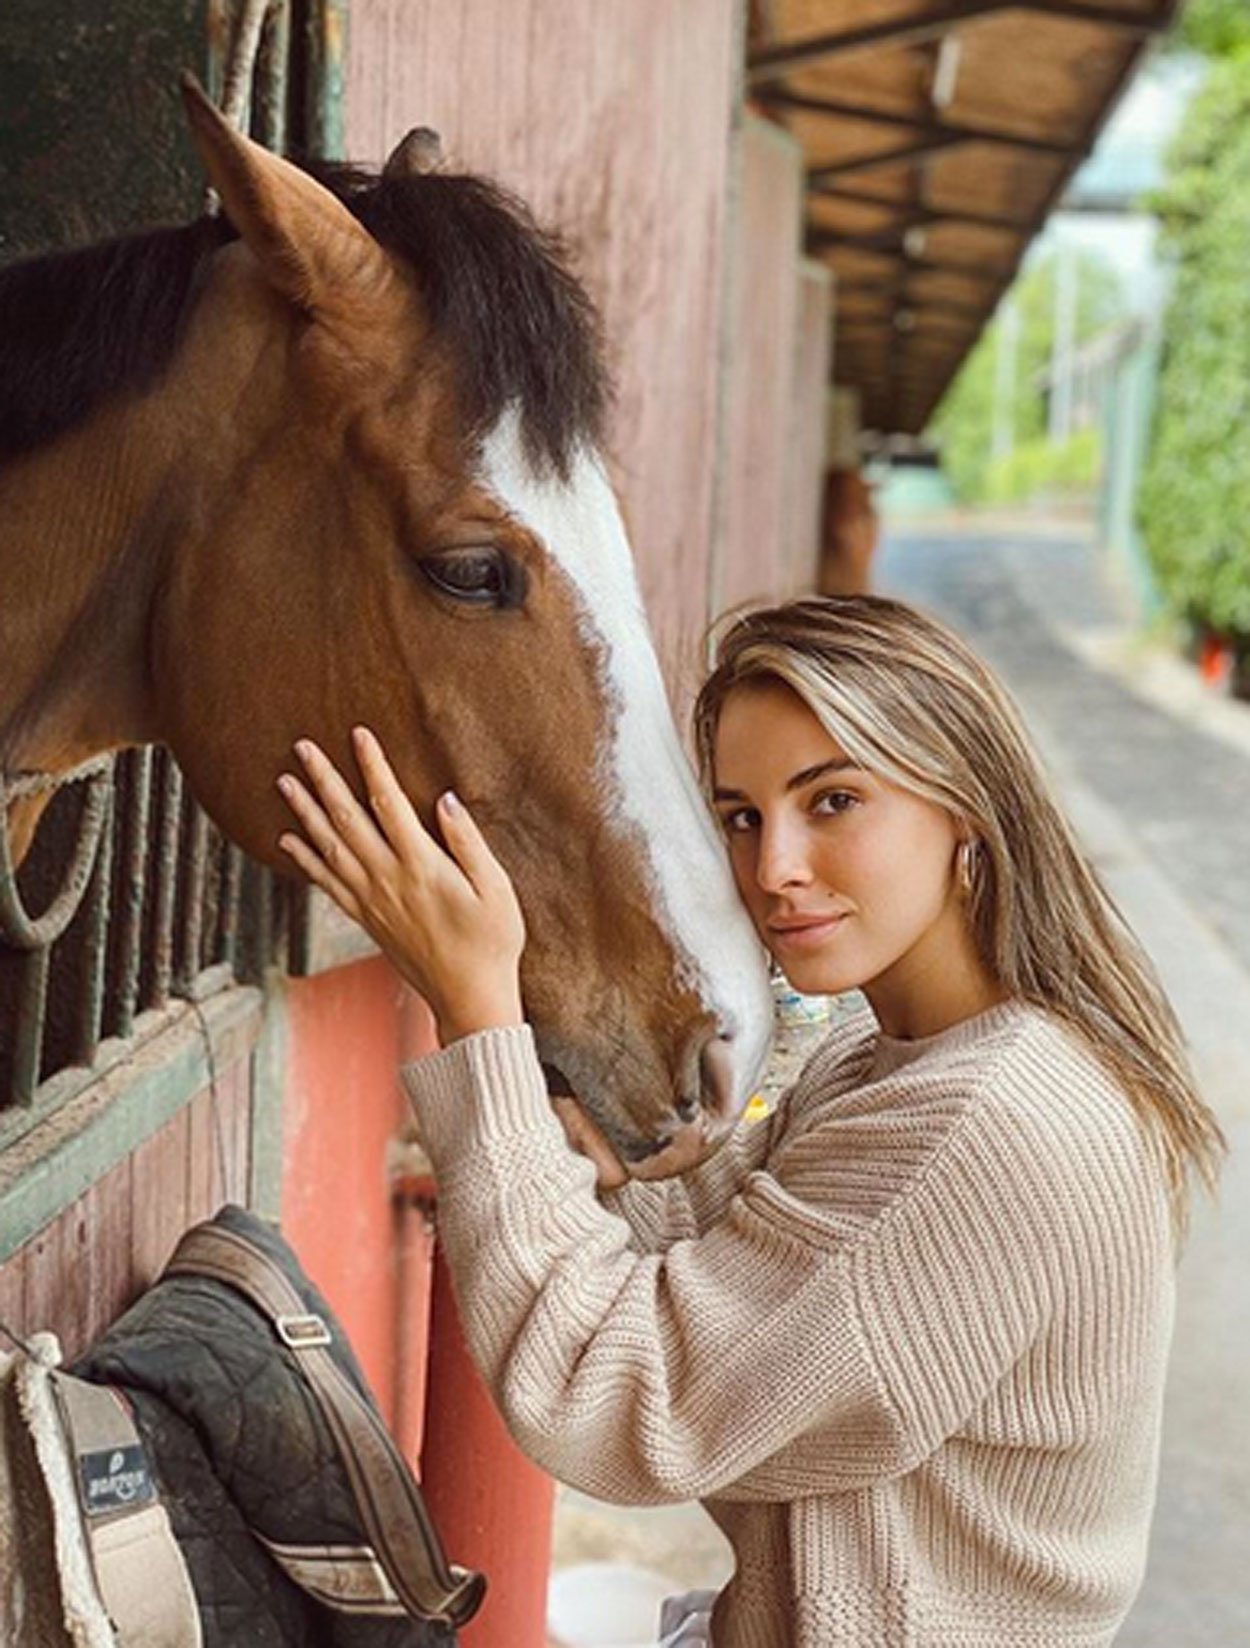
[0,751,115,804]
[0,758,115,951]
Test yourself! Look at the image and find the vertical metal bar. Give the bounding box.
[238,857,273,984]
[114,748,153,1041]
[304,0,348,160]
[150,757,184,1009]
[217,844,245,971]
[176,807,211,996]
[72,782,115,1066]
[258,0,291,152]
[11,949,50,1106]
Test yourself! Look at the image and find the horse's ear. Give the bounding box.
[179,72,398,328]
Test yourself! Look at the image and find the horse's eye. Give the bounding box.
[420,548,525,610]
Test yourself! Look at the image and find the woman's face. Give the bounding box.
[712,680,969,1013]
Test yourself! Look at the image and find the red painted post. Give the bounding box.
[420,1247,556,1648]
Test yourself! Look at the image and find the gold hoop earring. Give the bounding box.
[957,840,978,896]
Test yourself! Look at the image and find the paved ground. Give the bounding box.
[551,517,1250,1645]
[879,518,1250,1648]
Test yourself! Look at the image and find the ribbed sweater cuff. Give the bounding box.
[400,1025,558,1171]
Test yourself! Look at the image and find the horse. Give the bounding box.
[0,77,773,1174]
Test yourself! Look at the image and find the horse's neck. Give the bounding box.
[0,407,167,776]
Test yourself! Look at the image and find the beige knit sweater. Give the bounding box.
[402,999,1175,1647]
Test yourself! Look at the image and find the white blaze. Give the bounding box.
[481,410,773,1100]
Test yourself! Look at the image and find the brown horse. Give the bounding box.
[0,79,772,1174]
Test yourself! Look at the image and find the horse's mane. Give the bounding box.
[0,162,609,479]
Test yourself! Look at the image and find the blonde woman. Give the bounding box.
[278,595,1222,1648]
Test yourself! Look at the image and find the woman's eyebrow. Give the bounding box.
[713,757,859,804]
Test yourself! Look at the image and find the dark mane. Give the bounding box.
[0,163,609,478]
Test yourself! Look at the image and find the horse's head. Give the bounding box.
[151,81,772,1173]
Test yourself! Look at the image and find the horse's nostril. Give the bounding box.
[699,1032,736,1121]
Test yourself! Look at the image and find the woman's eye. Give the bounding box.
[420,548,526,609]
[812,790,857,817]
[719,808,759,835]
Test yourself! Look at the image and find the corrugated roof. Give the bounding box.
[747,0,1180,435]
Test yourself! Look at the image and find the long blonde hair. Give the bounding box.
[694,595,1224,1230]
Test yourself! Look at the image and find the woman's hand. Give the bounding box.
[277,727,525,1043]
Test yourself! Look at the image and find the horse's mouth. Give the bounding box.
[542,1061,728,1182]
[623,1115,730,1181]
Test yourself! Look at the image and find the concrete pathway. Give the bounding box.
[550,517,1250,1645]
[879,519,1250,1647]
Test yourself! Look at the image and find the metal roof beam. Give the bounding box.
[748,2,1166,87]
[763,91,1072,160]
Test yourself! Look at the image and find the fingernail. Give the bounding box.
[440,790,460,813]
[278,833,296,853]
[295,739,313,761]
[352,725,370,746]
[276,774,294,795]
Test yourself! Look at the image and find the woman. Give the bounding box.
[277,595,1223,1647]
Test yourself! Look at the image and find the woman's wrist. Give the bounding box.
[436,993,525,1045]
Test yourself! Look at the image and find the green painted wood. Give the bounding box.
[0,987,262,1263]
[248,972,290,1221]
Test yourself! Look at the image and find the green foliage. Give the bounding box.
[1173,0,1250,59]
[983,429,1103,505]
[933,252,1125,503]
[1139,50,1250,634]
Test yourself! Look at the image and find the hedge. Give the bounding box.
[1139,49,1250,636]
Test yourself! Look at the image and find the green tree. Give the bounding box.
[1174,0,1250,58]
[933,251,1125,502]
[1139,45,1250,633]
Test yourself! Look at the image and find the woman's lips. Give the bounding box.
[767,914,847,950]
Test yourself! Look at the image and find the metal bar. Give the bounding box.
[762,91,1072,159]
[72,785,115,1068]
[0,770,112,952]
[217,843,245,971]
[257,0,291,151]
[175,806,212,996]
[807,132,968,182]
[11,949,50,1107]
[150,757,184,1009]
[304,0,348,160]
[748,0,1164,86]
[114,748,153,1041]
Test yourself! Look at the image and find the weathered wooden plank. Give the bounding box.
[786,258,835,594]
[21,1205,92,1361]
[716,114,806,614]
[0,1252,27,1348]
[343,0,742,700]
[0,988,262,1264]
[129,1101,191,1290]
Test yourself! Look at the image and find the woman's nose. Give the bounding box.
[755,818,812,892]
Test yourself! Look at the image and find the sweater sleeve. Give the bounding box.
[401,1019,1153,1506]
[597,1008,878,1254]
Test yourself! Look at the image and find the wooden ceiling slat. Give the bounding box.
[763,91,1075,158]
[748,1,1163,88]
[811,183,1031,235]
[757,0,1177,431]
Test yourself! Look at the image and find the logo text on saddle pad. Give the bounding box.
[79,1444,155,1515]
